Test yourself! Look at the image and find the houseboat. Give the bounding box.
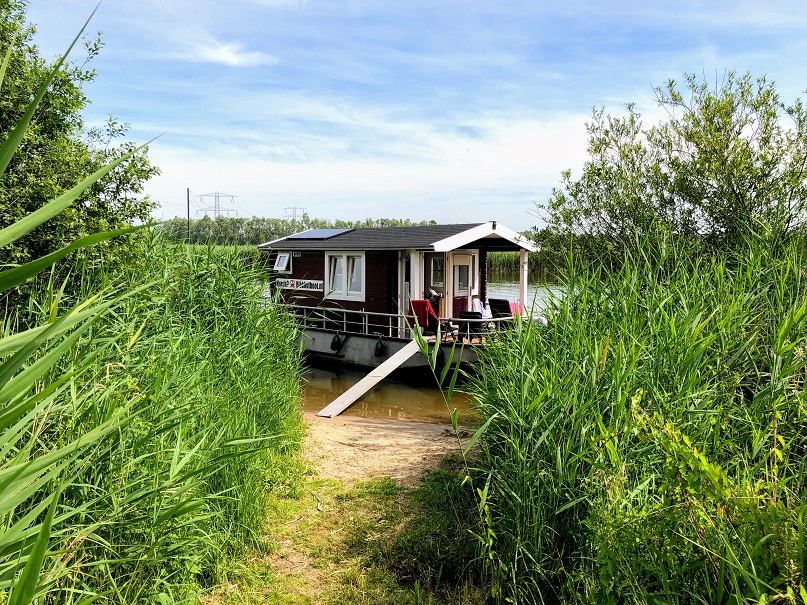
[259,221,537,375]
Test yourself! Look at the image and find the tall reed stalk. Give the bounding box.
[0,22,305,601]
[2,236,305,603]
[471,235,807,603]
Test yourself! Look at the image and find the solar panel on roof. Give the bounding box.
[287,228,354,240]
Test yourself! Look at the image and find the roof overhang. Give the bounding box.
[431,222,538,252]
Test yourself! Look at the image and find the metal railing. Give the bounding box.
[279,304,515,342]
[282,304,410,338]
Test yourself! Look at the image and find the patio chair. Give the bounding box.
[457,310,484,342]
[488,298,514,319]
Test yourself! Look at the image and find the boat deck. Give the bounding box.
[278,304,514,416]
[281,303,513,344]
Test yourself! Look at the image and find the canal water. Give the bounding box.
[301,279,560,424]
[486,277,563,315]
[301,364,475,423]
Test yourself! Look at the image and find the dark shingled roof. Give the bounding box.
[259,223,486,250]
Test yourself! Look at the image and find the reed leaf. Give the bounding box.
[0,46,11,92]
[6,486,60,605]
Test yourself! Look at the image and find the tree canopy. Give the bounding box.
[0,2,158,302]
[539,72,807,262]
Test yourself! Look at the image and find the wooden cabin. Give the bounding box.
[258,221,536,382]
[259,222,538,417]
[259,221,536,318]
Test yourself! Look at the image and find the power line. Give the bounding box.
[233,201,254,216]
[187,189,202,213]
[197,192,238,218]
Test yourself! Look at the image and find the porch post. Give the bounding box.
[410,250,422,299]
[519,248,528,317]
[445,254,453,318]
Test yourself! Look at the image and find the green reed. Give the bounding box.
[486,251,557,283]
[1,238,305,603]
[470,235,807,603]
[0,19,306,601]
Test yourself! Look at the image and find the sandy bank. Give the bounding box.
[304,412,469,486]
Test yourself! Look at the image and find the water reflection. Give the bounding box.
[301,364,474,424]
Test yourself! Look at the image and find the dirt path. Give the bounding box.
[303,412,465,486]
[207,414,475,604]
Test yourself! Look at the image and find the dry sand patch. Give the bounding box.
[303,412,465,486]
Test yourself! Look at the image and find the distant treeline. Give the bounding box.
[158,215,438,245]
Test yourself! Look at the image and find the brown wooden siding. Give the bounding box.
[268,250,399,314]
[384,252,398,315]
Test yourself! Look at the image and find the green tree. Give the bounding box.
[540,72,807,261]
[158,214,439,245]
[0,2,158,315]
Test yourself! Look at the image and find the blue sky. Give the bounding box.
[25,0,807,231]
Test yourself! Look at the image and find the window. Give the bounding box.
[431,256,444,287]
[347,256,363,295]
[329,256,344,292]
[273,252,292,273]
[325,252,365,300]
[453,264,469,295]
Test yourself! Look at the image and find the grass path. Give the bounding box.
[205,415,484,605]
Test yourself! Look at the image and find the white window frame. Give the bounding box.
[324,251,365,302]
[273,251,292,273]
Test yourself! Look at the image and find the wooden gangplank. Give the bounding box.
[316,339,423,418]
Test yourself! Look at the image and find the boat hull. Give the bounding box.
[301,327,477,372]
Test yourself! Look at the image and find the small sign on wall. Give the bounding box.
[276,278,324,292]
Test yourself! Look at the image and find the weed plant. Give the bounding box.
[471,235,807,603]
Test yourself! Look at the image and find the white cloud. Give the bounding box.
[182,39,279,67]
[145,112,590,230]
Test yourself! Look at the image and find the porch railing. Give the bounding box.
[278,304,514,342]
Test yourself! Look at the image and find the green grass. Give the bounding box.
[207,457,485,605]
[469,235,807,603]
